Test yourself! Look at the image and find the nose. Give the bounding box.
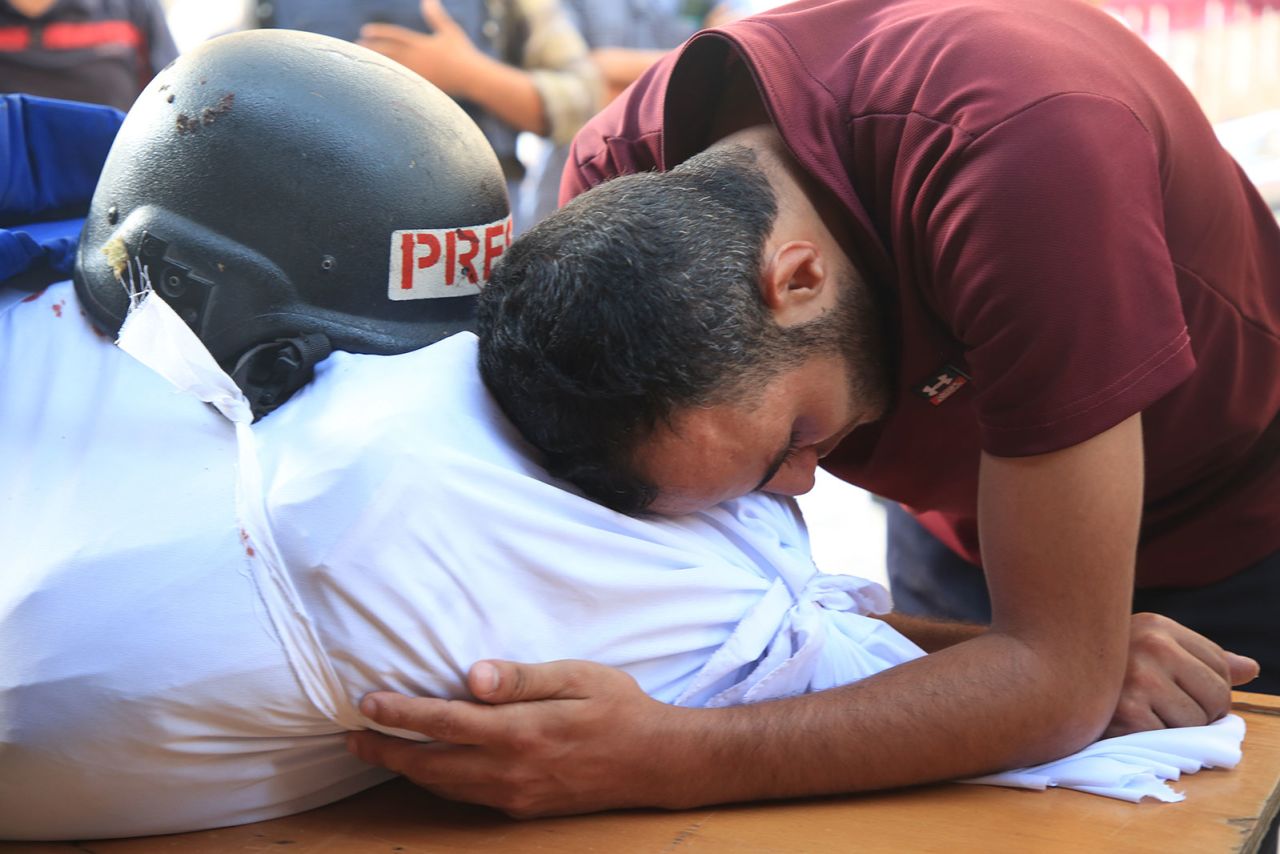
[761,447,819,497]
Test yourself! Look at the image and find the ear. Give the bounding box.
[759,239,833,326]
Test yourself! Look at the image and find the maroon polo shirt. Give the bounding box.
[562,0,1280,588]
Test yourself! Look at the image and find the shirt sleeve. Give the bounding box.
[919,92,1195,456]
[515,0,601,145]
[557,57,670,203]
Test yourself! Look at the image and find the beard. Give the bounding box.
[833,262,893,424]
[775,258,892,426]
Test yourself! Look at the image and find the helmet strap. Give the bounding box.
[230,333,333,420]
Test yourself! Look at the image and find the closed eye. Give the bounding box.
[754,434,800,492]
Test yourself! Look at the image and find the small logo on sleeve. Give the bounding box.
[915,363,971,406]
[388,214,513,300]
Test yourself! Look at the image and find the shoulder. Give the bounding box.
[711,1,1165,140]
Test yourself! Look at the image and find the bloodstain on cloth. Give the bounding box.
[79,308,111,339]
[239,529,256,558]
[21,288,46,303]
[52,300,65,318]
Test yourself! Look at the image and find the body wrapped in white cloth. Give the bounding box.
[0,283,1243,840]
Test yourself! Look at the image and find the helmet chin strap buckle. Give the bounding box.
[231,333,332,420]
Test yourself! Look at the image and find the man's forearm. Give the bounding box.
[456,57,549,136]
[649,629,1113,809]
[881,611,985,652]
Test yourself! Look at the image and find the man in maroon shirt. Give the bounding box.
[348,0,1279,816]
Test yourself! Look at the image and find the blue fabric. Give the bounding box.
[0,218,84,286]
[0,94,122,285]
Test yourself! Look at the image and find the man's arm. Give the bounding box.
[349,414,1256,816]
[879,612,983,652]
[590,48,668,104]
[358,0,598,141]
[882,610,1252,737]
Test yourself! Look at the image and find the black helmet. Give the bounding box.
[74,29,510,415]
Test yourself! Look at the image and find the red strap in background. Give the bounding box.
[0,26,32,51]
[42,20,142,51]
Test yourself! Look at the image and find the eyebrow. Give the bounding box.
[753,441,795,492]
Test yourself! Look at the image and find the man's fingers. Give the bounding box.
[1116,614,1259,734]
[1104,697,1164,738]
[1131,611,1260,690]
[359,692,510,745]
[1158,662,1229,728]
[467,659,610,704]
[355,34,409,60]
[1227,652,1260,686]
[355,37,396,59]
[420,0,459,35]
[345,733,551,817]
[347,733,492,790]
[1133,613,1231,680]
[356,660,620,743]
[357,22,416,44]
[347,730,438,776]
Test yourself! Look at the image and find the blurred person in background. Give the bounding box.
[520,0,702,225]
[0,0,176,111]
[257,0,600,235]
[524,0,789,227]
[1097,0,1280,216]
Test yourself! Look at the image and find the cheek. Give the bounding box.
[795,413,842,447]
[799,386,859,441]
[652,461,758,514]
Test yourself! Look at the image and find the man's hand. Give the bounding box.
[358,0,483,97]
[347,659,688,818]
[1107,612,1259,737]
[889,609,1260,736]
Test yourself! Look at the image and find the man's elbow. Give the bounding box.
[1043,687,1119,757]
[1003,638,1126,764]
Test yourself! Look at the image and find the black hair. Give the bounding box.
[478,146,840,513]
